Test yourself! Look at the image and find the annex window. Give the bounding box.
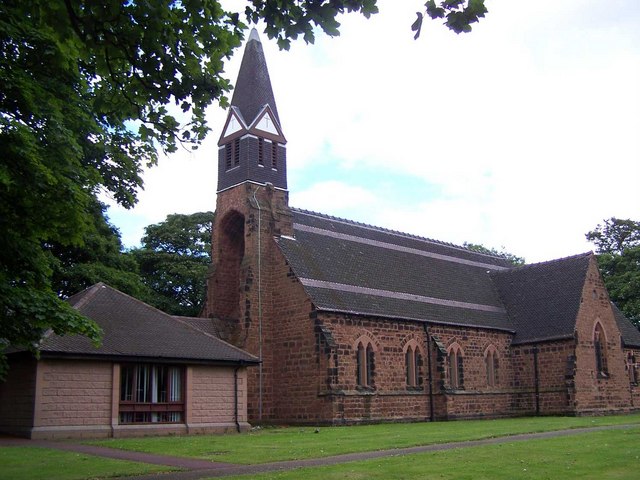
[405,345,422,388]
[119,364,184,424]
[485,347,499,387]
[356,341,375,388]
[594,323,608,377]
[447,345,464,389]
[627,352,637,385]
[271,141,278,169]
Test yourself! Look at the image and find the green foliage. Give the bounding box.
[586,218,640,255]
[413,0,487,39]
[463,242,525,266]
[132,212,213,317]
[587,218,640,327]
[48,199,153,302]
[246,0,379,49]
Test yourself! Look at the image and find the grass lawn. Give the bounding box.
[0,446,175,480]
[223,427,640,479]
[89,413,640,465]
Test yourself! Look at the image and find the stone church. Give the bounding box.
[203,29,640,424]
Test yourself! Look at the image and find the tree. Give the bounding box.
[0,1,486,375]
[463,242,525,266]
[132,212,213,317]
[48,199,153,302]
[586,218,640,327]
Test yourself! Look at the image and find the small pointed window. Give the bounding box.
[627,352,637,385]
[405,345,422,387]
[356,341,375,388]
[448,345,464,389]
[485,347,499,387]
[594,323,608,377]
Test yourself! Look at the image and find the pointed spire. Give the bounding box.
[230,28,281,127]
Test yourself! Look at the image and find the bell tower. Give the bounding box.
[217,28,288,192]
[204,29,292,422]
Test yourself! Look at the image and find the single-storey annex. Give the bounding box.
[0,283,258,439]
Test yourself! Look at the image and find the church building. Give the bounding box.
[203,29,640,424]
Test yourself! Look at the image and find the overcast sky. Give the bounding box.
[106,0,640,263]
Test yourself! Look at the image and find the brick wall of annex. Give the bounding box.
[0,357,37,435]
[573,257,632,413]
[35,359,112,429]
[190,366,248,424]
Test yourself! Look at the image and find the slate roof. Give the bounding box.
[490,253,591,344]
[612,302,640,348]
[230,28,280,126]
[276,209,515,331]
[38,283,258,365]
[277,209,640,347]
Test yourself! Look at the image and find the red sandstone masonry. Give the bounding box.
[573,257,631,414]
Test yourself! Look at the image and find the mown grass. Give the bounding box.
[223,427,640,479]
[0,446,174,480]
[89,413,640,465]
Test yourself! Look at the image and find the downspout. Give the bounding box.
[251,187,263,422]
[234,365,241,433]
[533,346,540,416]
[423,324,435,422]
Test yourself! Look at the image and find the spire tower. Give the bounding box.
[217,28,287,192]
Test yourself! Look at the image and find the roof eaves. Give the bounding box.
[314,306,515,334]
[39,351,260,366]
[511,333,575,345]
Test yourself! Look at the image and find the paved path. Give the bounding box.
[1,424,637,480]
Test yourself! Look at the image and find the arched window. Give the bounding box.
[447,344,464,389]
[627,352,637,385]
[594,323,608,377]
[405,345,422,388]
[485,347,499,387]
[356,341,375,388]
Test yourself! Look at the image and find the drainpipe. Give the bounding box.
[234,365,241,433]
[533,346,540,415]
[251,187,263,422]
[423,324,435,422]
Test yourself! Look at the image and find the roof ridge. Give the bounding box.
[501,251,593,272]
[67,282,105,310]
[290,207,509,261]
